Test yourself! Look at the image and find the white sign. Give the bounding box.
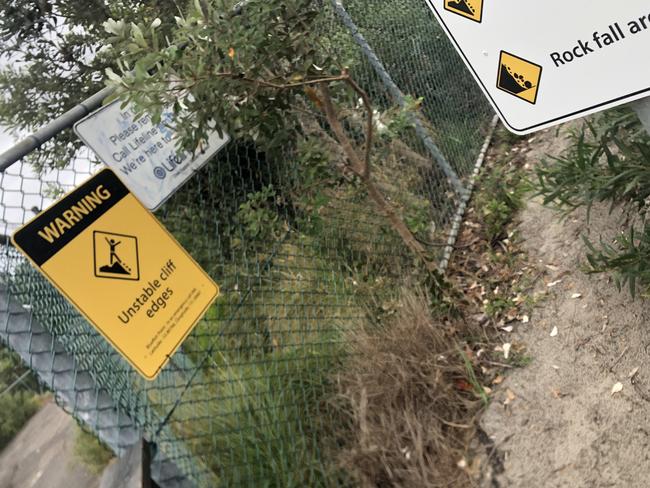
[426,1,650,134]
[75,101,230,209]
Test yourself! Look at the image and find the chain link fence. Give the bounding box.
[0,1,494,486]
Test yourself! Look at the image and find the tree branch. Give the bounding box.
[318,81,437,273]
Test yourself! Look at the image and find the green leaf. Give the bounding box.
[105,67,122,83]
[131,23,147,48]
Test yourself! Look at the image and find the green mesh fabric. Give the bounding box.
[0,1,493,486]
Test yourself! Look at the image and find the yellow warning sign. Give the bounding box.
[497,51,543,105]
[444,0,483,23]
[12,169,219,380]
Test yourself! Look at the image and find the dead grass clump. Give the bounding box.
[335,288,483,487]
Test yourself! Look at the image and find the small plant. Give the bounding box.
[583,228,650,298]
[484,296,515,319]
[476,164,527,244]
[507,352,533,368]
[236,185,284,242]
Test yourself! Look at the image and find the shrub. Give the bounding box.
[0,391,40,450]
[534,109,650,295]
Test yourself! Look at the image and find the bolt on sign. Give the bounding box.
[426,1,650,134]
[74,101,230,210]
[12,169,219,380]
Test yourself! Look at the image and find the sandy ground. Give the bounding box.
[0,401,101,488]
[479,124,650,487]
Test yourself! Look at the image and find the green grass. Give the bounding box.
[0,391,40,450]
[0,346,41,450]
[506,353,533,368]
[146,239,359,487]
[73,426,114,474]
[483,296,516,319]
[460,349,489,406]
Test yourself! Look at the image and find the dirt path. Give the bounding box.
[480,125,650,487]
[0,401,101,488]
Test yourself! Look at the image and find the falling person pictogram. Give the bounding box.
[102,237,131,275]
[94,231,140,281]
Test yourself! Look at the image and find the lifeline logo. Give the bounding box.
[152,152,190,180]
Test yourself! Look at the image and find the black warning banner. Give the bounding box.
[13,169,129,266]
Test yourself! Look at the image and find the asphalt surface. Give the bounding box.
[0,401,101,488]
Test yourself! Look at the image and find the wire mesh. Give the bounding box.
[0,1,493,486]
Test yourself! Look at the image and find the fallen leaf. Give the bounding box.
[501,325,514,333]
[552,365,560,370]
[550,326,559,337]
[504,389,516,405]
[547,280,563,288]
[629,367,640,379]
[545,264,559,271]
[503,343,512,359]
[522,315,530,324]
[483,386,493,395]
[492,375,505,385]
[472,313,489,325]
[571,293,582,299]
[457,458,468,469]
[611,382,624,395]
